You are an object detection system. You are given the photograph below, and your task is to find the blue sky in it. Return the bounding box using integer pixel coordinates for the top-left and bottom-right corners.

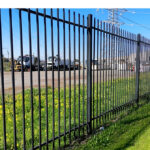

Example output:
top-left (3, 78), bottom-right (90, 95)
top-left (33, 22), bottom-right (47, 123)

top-left (1, 8), bottom-right (150, 60)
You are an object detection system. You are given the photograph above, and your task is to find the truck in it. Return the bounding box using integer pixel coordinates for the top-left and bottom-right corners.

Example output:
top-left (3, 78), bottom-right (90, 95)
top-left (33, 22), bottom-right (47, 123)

top-left (12, 55), bottom-right (42, 71)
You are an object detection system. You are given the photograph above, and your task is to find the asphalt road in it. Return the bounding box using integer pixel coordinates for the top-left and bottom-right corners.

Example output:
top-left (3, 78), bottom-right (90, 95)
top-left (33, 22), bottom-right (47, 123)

top-left (0, 70), bottom-right (136, 94)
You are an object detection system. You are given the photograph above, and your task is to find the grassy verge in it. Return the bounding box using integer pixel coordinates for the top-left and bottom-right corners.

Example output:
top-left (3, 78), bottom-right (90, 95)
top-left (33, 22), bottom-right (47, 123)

top-left (0, 72), bottom-right (149, 149)
top-left (73, 94), bottom-right (150, 150)
top-left (126, 125), bottom-right (150, 150)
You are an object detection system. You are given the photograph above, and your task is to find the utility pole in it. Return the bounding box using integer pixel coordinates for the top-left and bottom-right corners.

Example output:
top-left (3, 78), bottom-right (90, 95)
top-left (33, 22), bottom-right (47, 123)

top-left (7, 50), bottom-right (9, 60)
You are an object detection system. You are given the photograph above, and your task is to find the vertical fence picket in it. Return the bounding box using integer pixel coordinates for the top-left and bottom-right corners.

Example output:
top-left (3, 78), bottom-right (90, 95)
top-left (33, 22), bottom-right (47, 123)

top-left (99, 21), bottom-right (102, 126)
top-left (63, 8), bottom-right (66, 147)
top-left (73, 11), bottom-right (76, 137)
top-left (28, 8), bottom-right (34, 149)
top-left (68, 9), bottom-right (71, 145)
top-left (0, 8), bottom-right (6, 150)
top-left (87, 14), bottom-right (92, 134)
top-left (92, 18), bottom-right (95, 128)
top-left (9, 8), bottom-right (17, 149)
top-left (51, 8), bottom-right (55, 149)
top-left (136, 34), bottom-right (141, 106)
top-left (57, 8), bottom-right (61, 148)
top-left (78, 13), bottom-right (81, 137)
top-left (82, 14), bottom-right (85, 134)
top-left (96, 19), bottom-right (99, 128)
top-left (36, 8), bottom-right (42, 150)
top-left (43, 8), bottom-right (48, 150)
top-left (19, 9), bottom-right (26, 149)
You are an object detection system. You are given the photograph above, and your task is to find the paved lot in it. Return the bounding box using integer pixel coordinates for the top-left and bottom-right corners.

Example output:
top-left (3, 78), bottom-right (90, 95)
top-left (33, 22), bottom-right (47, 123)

top-left (0, 70), bottom-right (135, 94)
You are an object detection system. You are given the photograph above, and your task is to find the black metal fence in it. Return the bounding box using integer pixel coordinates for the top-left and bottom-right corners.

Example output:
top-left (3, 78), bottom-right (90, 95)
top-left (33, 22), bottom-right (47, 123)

top-left (0, 8), bottom-right (150, 149)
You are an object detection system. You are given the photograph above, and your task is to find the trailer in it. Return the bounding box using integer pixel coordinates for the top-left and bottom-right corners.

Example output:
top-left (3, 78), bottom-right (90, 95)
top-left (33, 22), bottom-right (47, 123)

top-left (45, 55), bottom-right (76, 70)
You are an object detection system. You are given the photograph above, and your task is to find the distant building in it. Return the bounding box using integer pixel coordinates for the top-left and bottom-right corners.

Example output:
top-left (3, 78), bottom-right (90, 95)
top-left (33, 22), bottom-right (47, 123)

top-left (92, 59), bottom-right (98, 70)
top-left (129, 51), bottom-right (150, 65)
top-left (128, 51), bottom-right (150, 72)
top-left (86, 50), bottom-right (150, 72)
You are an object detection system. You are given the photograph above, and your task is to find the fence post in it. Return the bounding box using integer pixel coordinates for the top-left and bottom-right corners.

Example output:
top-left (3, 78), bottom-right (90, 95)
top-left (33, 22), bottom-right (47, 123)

top-left (87, 14), bottom-right (92, 134)
top-left (135, 34), bottom-right (141, 106)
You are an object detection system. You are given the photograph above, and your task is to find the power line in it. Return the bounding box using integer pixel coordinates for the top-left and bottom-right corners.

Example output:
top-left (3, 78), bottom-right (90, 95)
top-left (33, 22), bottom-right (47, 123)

top-left (129, 11), bottom-right (150, 15)
top-left (97, 8), bottom-right (150, 31)
top-left (105, 9), bottom-right (150, 31)
top-left (119, 14), bottom-right (150, 31)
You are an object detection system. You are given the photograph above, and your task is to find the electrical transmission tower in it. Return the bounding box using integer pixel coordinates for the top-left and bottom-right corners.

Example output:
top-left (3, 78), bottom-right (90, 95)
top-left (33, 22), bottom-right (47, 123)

top-left (103, 9), bottom-right (127, 63)
top-left (104, 8), bottom-right (127, 27)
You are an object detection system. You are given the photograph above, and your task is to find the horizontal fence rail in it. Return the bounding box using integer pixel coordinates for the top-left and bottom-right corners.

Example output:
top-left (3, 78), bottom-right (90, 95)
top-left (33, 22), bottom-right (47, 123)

top-left (0, 8), bottom-right (150, 150)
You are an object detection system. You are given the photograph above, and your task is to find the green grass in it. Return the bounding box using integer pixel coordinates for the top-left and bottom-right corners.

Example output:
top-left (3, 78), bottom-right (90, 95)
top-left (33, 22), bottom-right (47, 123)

top-left (73, 95), bottom-right (150, 150)
top-left (0, 72), bottom-right (150, 149)
top-left (126, 125), bottom-right (150, 150)
top-left (139, 72), bottom-right (150, 96)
